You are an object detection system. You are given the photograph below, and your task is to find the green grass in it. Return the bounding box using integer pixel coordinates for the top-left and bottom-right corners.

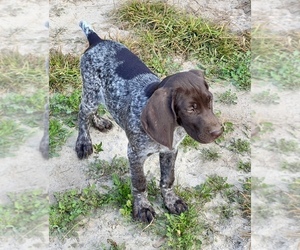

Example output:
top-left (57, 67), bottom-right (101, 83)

top-left (269, 138), bottom-right (298, 154)
top-left (110, 174), bottom-right (133, 217)
top-left (252, 30), bottom-right (300, 89)
top-left (200, 147), bottom-right (220, 162)
top-left (116, 0), bottom-right (250, 90)
top-left (195, 175), bottom-right (233, 202)
top-left (50, 90), bottom-right (81, 127)
top-left (50, 184), bottom-right (105, 238)
top-left (281, 160), bottom-right (300, 173)
top-left (86, 156), bottom-right (129, 179)
top-left (165, 207), bottom-right (202, 249)
top-left (50, 156), bottom-right (250, 247)
top-left (180, 135), bottom-right (199, 150)
top-left (228, 138), bottom-right (250, 155)
top-left (49, 49), bottom-right (81, 93)
top-left (0, 52), bottom-right (48, 157)
top-left (0, 119), bottom-right (30, 157)
top-left (49, 118), bottom-right (72, 157)
top-left (286, 178), bottom-right (300, 219)
top-left (49, 51), bottom-right (81, 155)
top-left (252, 90), bottom-right (280, 105)
top-left (215, 121), bottom-right (234, 144)
top-left (0, 51), bottom-right (47, 92)
top-left (0, 190), bottom-right (48, 239)
top-left (216, 89), bottom-right (238, 105)
top-left (238, 161), bottom-right (251, 173)
top-left (0, 90), bottom-right (46, 127)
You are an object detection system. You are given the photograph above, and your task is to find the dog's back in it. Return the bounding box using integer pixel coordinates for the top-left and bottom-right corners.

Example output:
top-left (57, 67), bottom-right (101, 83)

top-left (79, 21), bottom-right (160, 129)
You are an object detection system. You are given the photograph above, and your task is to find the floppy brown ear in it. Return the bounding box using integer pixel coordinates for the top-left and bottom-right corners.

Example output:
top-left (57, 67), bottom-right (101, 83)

top-left (188, 69), bottom-right (208, 89)
top-left (141, 88), bottom-right (176, 149)
top-left (189, 69), bottom-right (204, 78)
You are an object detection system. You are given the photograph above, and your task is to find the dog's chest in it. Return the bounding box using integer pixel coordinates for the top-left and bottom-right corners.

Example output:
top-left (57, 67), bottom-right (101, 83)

top-left (172, 126), bottom-right (187, 148)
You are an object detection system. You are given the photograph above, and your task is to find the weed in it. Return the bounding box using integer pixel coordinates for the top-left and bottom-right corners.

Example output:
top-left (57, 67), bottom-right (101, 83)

top-left (195, 175), bottom-right (233, 203)
top-left (87, 156), bottom-right (129, 179)
top-left (50, 175), bottom-right (132, 238)
top-left (50, 90), bottom-right (81, 127)
top-left (0, 51), bottom-right (46, 92)
top-left (147, 178), bottom-right (160, 201)
top-left (251, 177), bottom-right (271, 191)
top-left (216, 89), bottom-right (238, 105)
top-left (215, 121), bottom-right (234, 144)
top-left (93, 142), bottom-right (104, 154)
top-left (109, 174), bottom-right (133, 217)
top-left (0, 90), bottom-right (46, 127)
top-left (49, 118), bottom-right (72, 157)
top-left (252, 90), bottom-right (280, 104)
top-left (252, 30), bottom-right (300, 89)
top-left (238, 177), bottom-right (251, 219)
top-left (49, 49), bottom-right (81, 93)
top-left (217, 204), bottom-right (234, 221)
top-left (0, 119), bottom-right (29, 157)
top-left (259, 122), bottom-right (274, 134)
top-left (286, 178), bottom-right (300, 219)
top-left (165, 207), bottom-right (202, 249)
top-left (253, 205), bottom-right (274, 220)
top-left (50, 184), bottom-right (105, 237)
top-left (0, 190), bottom-right (48, 238)
top-left (180, 135), bottom-right (199, 151)
top-left (228, 138), bottom-right (250, 155)
top-left (281, 160), bottom-right (300, 173)
top-left (238, 161), bottom-right (251, 173)
top-left (200, 147), bottom-right (220, 162)
top-left (223, 121), bottom-right (235, 134)
top-left (106, 239), bottom-right (126, 250)
top-left (269, 138), bottom-right (298, 154)
top-left (116, 0), bottom-right (250, 90)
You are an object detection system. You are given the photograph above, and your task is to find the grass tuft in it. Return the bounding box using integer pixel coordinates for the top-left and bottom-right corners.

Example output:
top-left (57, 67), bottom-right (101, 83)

top-left (50, 184), bottom-right (104, 237)
top-left (165, 207), bottom-right (202, 249)
top-left (0, 119), bottom-right (29, 158)
top-left (116, 0), bottom-right (250, 90)
top-left (49, 49), bottom-right (81, 93)
top-left (252, 30), bottom-right (300, 89)
top-left (49, 118), bottom-right (72, 157)
top-left (0, 190), bottom-right (48, 239)
top-left (0, 51), bottom-right (46, 92)
top-left (200, 147), bottom-right (220, 162)
top-left (216, 89), bottom-right (238, 105)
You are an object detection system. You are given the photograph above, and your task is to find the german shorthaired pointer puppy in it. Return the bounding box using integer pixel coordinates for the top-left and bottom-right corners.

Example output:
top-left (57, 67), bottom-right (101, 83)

top-left (76, 21), bottom-right (223, 223)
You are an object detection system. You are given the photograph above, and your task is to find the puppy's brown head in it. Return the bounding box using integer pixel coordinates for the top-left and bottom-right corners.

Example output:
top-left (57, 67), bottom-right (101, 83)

top-left (141, 70), bottom-right (223, 149)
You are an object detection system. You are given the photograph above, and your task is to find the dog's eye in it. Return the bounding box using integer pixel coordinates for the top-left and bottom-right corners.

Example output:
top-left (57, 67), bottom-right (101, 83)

top-left (187, 103), bottom-right (197, 113)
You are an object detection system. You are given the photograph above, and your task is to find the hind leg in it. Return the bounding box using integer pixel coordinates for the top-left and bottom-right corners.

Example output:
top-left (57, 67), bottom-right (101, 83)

top-left (75, 69), bottom-right (105, 159)
top-left (75, 102), bottom-right (97, 159)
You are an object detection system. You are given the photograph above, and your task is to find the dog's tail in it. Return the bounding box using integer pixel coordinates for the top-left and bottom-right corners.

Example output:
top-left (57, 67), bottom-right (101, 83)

top-left (79, 21), bottom-right (102, 47)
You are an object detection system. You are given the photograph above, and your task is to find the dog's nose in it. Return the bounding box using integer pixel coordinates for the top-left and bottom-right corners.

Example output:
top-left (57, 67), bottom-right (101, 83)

top-left (210, 128), bottom-right (223, 138)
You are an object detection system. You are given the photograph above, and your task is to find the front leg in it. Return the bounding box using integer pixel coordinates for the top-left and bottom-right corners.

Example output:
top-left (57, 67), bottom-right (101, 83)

top-left (128, 145), bottom-right (156, 223)
top-left (160, 149), bottom-right (188, 214)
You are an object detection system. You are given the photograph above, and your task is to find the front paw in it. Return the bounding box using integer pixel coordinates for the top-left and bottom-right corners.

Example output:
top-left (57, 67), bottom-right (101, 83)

top-left (133, 195), bottom-right (156, 223)
top-left (162, 189), bottom-right (188, 214)
top-left (75, 136), bottom-right (93, 159)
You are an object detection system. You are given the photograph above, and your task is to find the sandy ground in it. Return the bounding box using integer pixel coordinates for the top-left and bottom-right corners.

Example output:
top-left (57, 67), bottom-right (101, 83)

top-left (0, 0), bottom-right (299, 249)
